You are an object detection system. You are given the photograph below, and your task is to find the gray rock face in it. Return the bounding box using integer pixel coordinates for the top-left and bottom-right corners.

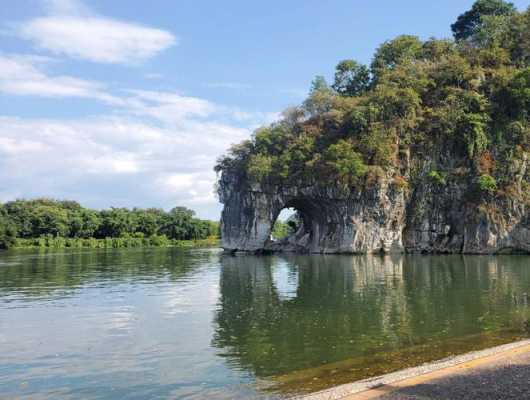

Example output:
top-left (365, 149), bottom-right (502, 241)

top-left (217, 169), bottom-right (529, 254)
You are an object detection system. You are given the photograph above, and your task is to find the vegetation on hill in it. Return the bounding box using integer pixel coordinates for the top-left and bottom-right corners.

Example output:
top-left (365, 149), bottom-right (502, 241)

top-left (0, 199), bottom-right (219, 250)
top-left (215, 0), bottom-right (529, 202)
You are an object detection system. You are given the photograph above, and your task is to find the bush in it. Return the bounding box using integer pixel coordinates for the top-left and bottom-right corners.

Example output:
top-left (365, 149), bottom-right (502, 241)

top-left (428, 170), bottom-right (447, 186)
top-left (477, 174), bottom-right (498, 193)
top-left (324, 139), bottom-right (368, 185)
top-left (247, 154), bottom-right (273, 182)
top-left (0, 218), bottom-right (17, 249)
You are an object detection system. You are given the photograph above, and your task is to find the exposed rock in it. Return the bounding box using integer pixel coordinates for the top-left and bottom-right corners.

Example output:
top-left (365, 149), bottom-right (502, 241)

top-left (217, 167), bottom-right (529, 254)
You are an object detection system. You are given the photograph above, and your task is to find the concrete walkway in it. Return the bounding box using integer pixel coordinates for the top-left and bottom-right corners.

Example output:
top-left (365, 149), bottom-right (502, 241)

top-left (301, 340), bottom-right (530, 400)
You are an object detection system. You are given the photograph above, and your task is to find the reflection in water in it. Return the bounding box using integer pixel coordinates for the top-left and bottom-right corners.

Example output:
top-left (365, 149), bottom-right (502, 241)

top-left (213, 254), bottom-right (530, 393)
top-left (0, 248), bottom-right (208, 303)
top-left (0, 248), bottom-right (261, 400)
top-left (0, 249), bottom-right (529, 398)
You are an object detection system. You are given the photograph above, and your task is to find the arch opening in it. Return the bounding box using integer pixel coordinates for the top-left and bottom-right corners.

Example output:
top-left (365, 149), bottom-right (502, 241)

top-left (267, 199), bottom-right (320, 253)
top-left (271, 207), bottom-right (298, 241)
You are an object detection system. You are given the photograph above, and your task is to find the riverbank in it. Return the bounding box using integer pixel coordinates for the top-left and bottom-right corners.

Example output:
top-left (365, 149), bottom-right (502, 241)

top-left (10, 236), bottom-right (220, 249)
top-left (302, 339), bottom-right (530, 400)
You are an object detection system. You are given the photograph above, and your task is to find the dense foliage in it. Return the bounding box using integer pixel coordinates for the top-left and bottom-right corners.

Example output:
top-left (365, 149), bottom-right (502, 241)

top-left (216, 1), bottom-right (530, 200)
top-left (0, 199), bottom-right (219, 250)
top-left (0, 208), bottom-right (17, 250)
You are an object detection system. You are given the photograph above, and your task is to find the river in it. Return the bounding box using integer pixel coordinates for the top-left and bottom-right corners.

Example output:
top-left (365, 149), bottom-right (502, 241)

top-left (0, 248), bottom-right (529, 399)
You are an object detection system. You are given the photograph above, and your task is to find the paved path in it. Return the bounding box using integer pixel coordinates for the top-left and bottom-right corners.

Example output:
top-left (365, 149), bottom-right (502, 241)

top-left (348, 343), bottom-right (530, 400)
top-left (301, 340), bottom-right (530, 400)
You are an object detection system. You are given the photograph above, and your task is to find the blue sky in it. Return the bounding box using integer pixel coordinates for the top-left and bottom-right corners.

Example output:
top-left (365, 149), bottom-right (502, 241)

top-left (1, 0), bottom-right (528, 219)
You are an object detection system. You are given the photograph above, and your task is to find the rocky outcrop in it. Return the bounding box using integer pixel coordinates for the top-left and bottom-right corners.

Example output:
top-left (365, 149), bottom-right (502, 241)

top-left (218, 167), bottom-right (529, 254)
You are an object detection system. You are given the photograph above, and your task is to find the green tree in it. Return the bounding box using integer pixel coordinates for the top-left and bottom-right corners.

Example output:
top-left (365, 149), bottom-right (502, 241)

top-left (507, 68), bottom-right (530, 119)
top-left (31, 205), bottom-right (70, 237)
top-left (247, 154), bottom-right (273, 182)
top-left (69, 209), bottom-right (101, 238)
top-left (451, 0), bottom-right (516, 41)
top-left (371, 35), bottom-right (423, 78)
top-left (160, 207), bottom-right (196, 240)
top-left (332, 60), bottom-right (371, 96)
top-left (3, 200), bottom-right (36, 238)
top-left (0, 206), bottom-right (17, 249)
top-left (134, 209), bottom-right (163, 236)
top-left (323, 140), bottom-right (367, 185)
top-left (271, 220), bottom-right (292, 240)
top-left (303, 76), bottom-right (335, 115)
top-left (97, 208), bottom-right (137, 238)
top-left (422, 38), bottom-right (456, 61)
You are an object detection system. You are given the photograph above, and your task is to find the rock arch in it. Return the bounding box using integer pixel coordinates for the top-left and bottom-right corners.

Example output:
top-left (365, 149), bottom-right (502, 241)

top-left (217, 171), bottom-right (407, 254)
top-left (217, 169), bottom-right (529, 254)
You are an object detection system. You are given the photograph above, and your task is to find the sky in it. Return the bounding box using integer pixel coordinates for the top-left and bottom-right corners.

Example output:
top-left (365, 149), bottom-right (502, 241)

top-left (1, 0), bottom-right (529, 219)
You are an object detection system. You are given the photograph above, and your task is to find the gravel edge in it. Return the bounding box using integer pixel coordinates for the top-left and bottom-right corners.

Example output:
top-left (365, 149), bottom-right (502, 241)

top-left (298, 339), bottom-right (530, 400)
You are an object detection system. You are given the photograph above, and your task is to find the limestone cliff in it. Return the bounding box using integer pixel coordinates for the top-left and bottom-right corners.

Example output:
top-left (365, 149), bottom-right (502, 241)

top-left (217, 159), bottom-right (529, 254)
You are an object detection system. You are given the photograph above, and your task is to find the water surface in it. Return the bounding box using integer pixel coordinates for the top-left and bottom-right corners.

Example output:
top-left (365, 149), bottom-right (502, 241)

top-left (0, 248), bottom-right (529, 399)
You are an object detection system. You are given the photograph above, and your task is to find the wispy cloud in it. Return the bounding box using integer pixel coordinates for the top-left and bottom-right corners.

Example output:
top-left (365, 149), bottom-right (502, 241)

top-left (127, 89), bottom-right (217, 123)
top-left (17, 0), bottom-right (176, 64)
top-left (0, 54), bottom-right (121, 103)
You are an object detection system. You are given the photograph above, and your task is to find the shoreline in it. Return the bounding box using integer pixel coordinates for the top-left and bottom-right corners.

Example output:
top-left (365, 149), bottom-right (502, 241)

top-left (300, 339), bottom-right (530, 400)
top-left (4, 237), bottom-right (220, 250)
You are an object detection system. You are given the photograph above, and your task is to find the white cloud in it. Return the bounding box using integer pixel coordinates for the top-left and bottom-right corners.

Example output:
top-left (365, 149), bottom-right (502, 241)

top-left (0, 111), bottom-right (249, 218)
top-left (0, 0), bottom-right (279, 218)
top-left (0, 55), bottom-right (121, 103)
top-left (162, 173), bottom-right (195, 191)
top-left (18, 1), bottom-right (176, 64)
top-left (159, 173), bottom-right (217, 205)
top-left (0, 73), bottom-right (275, 217)
top-left (127, 90), bottom-right (217, 123)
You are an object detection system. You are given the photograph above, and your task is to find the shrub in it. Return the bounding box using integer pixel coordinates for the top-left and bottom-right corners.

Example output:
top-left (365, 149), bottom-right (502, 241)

top-left (247, 154), bottom-right (273, 182)
top-left (477, 174), bottom-right (498, 193)
top-left (428, 170), bottom-right (447, 186)
top-left (324, 139), bottom-right (368, 185)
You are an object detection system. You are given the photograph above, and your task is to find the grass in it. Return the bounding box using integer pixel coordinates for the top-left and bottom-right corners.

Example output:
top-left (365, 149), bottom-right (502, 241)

top-left (12, 235), bottom-right (220, 249)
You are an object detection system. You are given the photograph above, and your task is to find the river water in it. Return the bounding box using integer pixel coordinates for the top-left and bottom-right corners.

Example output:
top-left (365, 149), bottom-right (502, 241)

top-left (0, 248), bottom-right (529, 399)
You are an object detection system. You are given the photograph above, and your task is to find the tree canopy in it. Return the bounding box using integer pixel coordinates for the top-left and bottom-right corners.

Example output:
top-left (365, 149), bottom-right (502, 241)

top-left (332, 60), bottom-right (371, 96)
top-left (215, 1), bottom-right (530, 205)
top-left (451, 0), bottom-right (516, 41)
top-left (0, 199), bottom-right (219, 249)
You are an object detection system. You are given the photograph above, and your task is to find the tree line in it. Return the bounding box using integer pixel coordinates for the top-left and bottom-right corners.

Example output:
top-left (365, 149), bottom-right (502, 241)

top-left (0, 199), bottom-right (219, 249)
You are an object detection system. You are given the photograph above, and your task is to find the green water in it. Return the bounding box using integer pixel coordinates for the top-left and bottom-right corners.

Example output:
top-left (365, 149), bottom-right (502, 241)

top-left (0, 249), bottom-right (529, 399)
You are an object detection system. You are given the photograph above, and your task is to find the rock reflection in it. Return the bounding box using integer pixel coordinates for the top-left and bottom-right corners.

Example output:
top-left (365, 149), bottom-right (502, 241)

top-left (213, 254), bottom-right (530, 388)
